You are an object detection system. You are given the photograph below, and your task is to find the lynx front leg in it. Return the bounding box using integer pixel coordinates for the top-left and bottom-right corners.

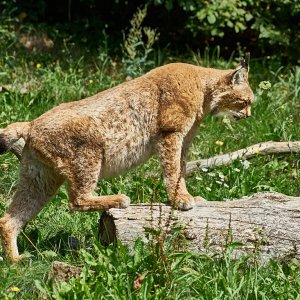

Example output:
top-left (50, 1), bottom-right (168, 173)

top-left (182, 124), bottom-right (206, 204)
top-left (158, 132), bottom-right (195, 210)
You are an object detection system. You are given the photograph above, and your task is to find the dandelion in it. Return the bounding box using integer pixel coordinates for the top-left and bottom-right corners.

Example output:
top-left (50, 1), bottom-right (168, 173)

top-left (215, 140), bottom-right (224, 146)
top-left (10, 287), bottom-right (20, 292)
top-left (88, 79), bottom-right (93, 84)
top-left (36, 63), bottom-right (41, 69)
top-left (255, 150), bottom-right (260, 154)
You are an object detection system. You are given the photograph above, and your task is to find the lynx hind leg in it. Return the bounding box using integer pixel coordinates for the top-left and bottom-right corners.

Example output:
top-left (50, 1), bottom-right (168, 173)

top-left (0, 156), bottom-right (63, 263)
top-left (64, 154), bottom-right (130, 212)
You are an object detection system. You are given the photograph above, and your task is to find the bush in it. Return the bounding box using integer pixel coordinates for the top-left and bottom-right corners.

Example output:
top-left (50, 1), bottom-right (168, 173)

top-left (153, 0), bottom-right (300, 62)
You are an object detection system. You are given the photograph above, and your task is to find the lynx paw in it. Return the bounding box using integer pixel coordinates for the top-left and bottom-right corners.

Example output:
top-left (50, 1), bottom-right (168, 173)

top-left (173, 194), bottom-right (195, 211)
top-left (117, 194), bottom-right (131, 208)
top-left (8, 253), bottom-right (30, 264)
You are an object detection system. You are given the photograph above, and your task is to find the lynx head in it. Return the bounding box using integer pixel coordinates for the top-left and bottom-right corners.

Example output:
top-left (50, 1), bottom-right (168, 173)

top-left (210, 54), bottom-right (254, 120)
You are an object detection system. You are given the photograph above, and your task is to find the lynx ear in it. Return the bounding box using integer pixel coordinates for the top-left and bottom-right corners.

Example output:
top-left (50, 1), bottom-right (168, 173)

top-left (232, 53), bottom-right (250, 85)
top-left (232, 68), bottom-right (247, 85)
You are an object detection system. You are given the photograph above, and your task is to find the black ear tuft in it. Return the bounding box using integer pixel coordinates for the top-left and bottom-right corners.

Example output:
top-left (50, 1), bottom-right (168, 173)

top-left (240, 52), bottom-right (250, 71)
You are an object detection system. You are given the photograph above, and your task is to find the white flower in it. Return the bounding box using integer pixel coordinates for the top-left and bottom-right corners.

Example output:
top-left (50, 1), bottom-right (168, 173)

top-left (224, 183), bottom-right (229, 188)
top-left (241, 160), bottom-right (251, 169)
top-left (233, 168), bottom-right (240, 172)
top-left (206, 187), bottom-right (212, 191)
top-left (216, 180), bottom-right (222, 185)
top-left (201, 167), bottom-right (208, 172)
top-left (218, 172), bottom-right (225, 181)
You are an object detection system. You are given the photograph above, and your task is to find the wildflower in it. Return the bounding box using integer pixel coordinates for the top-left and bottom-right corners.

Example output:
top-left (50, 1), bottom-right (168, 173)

top-left (88, 79), bottom-right (93, 84)
top-left (36, 63), bottom-right (41, 69)
top-left (241, 160), bottom-right (251, 169)
top-left (224, 183), bottom-right (229, 188)
top-left (233, 168), bottom-right (240, 172)
top-left (201, 167), bottom-right (208, 173)
top-left (215, 140), bottom-right (224, 146)
top-left (206, 187), bottom-right (212, 191)
top-left (215, 180), bottom-right (222, 185)
top-left (218, 172), bottom-right (225, 181)
top-left (1, 163), bottom-right (9, 170)
top-left (258, 81), bottom-right (271, 90)
top-left (134, 274), bottom-right (145, 290)
top-left (10, 287), bottom-right (20, 292)
top-left (255, 150), bottom-right (260, 154)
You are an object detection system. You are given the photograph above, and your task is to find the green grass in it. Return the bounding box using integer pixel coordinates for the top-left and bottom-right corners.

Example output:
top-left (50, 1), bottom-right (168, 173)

top-left (0, 28), bottom-right (300, 299)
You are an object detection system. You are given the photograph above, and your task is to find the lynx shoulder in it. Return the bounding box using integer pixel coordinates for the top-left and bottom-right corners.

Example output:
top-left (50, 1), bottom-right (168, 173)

top-left (0, 59), bottom-right (254, 262)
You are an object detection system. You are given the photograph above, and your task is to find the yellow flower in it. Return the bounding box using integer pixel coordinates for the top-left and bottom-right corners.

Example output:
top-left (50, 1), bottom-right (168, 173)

top-left (89, 79), bottom-right (93, 84)
top-left (36, 63), bottom-right (41, 69)
top-left (255, 150), bottom-right (260, 154)
top-left (10, 286), bottom-right (20, 292)
top-left (215, 140), bottom-right (224, 146)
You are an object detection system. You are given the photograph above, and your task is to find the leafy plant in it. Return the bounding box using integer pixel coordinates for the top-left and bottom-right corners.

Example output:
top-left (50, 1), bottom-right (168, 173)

top-left (122, 6), bottom-right (159, 77)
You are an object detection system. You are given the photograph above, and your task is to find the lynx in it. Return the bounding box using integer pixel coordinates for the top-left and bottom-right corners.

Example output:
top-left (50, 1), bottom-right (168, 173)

top-left (0, 58), bottom-right (254, 262)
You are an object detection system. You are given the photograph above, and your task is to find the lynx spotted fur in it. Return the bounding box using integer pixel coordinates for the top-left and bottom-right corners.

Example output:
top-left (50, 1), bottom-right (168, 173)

top-left (0, 60), bottom-right (254, 262)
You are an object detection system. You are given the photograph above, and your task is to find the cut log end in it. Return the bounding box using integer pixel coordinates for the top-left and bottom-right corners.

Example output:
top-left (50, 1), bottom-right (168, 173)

top-left (98, 211), bottom-right (117, 246)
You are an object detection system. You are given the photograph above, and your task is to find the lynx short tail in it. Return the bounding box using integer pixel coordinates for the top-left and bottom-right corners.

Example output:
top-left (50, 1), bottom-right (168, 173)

top-left (0, 122), bottom-right (30, 154)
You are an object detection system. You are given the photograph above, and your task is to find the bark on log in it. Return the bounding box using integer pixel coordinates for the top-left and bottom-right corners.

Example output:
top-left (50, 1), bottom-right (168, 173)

top-left (99, 192), bottom-right (300, 261)
top-left (186, 141), bottom-right (300, 175)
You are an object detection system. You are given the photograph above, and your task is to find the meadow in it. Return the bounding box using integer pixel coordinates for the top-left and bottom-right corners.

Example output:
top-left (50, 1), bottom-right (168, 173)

top-left (0, 26), bottom-right (300, 299)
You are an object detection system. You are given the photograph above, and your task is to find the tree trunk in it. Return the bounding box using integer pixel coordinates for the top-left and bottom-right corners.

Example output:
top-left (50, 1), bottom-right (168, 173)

top-left (99, 192), bottom-right (300, 261)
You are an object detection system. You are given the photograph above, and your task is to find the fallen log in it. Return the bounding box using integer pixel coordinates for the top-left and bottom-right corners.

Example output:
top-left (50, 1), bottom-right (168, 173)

top-left (98, 192), bottom-right (300, 261)
top-left (186, 141), bottom-right (300, 175)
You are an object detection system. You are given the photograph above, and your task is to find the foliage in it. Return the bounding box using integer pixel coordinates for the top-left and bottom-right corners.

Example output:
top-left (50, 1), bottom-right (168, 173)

top-left (0, 12), bottom-right (300, 298)
top-left (155, 0), bottom-right (300, 61)
top-left (122, 6), bottom-right (159, 77)
top-left (1, 0), bottom-right (299, 62)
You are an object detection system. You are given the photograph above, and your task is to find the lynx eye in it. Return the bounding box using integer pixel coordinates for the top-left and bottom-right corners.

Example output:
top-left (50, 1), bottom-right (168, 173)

top-left (242, 99), bottom-right (250, 106)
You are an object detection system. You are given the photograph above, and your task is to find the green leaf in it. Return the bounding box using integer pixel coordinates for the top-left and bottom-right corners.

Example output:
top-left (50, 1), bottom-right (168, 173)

top-left (245, 13), bottom-right (253, 21)
top-left (207, 13), bottom-right (216, 24)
